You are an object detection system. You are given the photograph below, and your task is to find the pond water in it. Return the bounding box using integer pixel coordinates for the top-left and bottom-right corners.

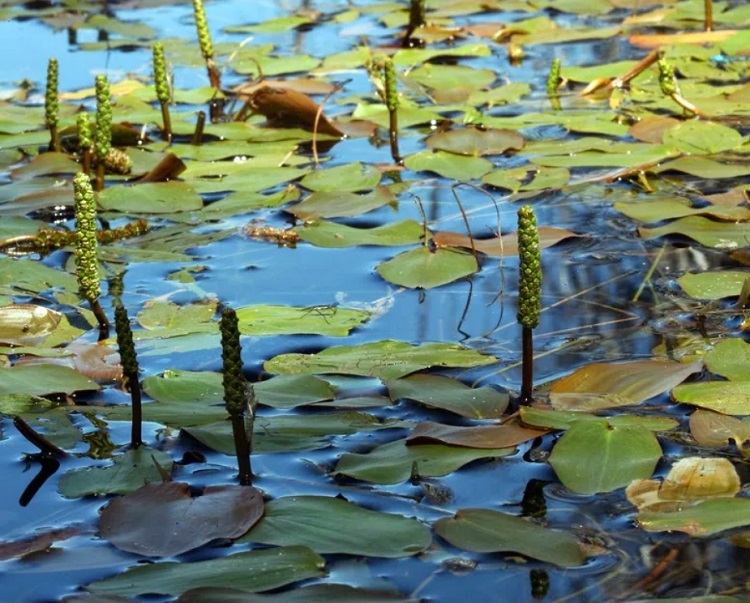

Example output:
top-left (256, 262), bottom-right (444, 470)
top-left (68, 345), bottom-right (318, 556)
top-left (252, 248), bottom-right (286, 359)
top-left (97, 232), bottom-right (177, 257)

top-left (1, 0), bottom-right (749, 601)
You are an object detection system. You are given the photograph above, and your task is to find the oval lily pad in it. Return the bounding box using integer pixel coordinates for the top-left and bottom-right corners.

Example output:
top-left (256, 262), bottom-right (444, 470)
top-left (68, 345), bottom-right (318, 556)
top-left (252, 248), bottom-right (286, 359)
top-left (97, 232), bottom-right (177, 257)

top-left (376, 247), bottom-right (478, 289)
top-left (673, 381), bottom-right (750, 415)
top-left (690, 409), bottom-right (750, 450)
top-left (0, 364), bottom-right (99, 397)
top-left (0, 304), bottom-right (62, 345)
top-left (294, 219), bottom-right (424, 248)
top-left (98, 182), bottom-right (203, 214)
top-left (705, 338), bottom-right (750, 381)
top-left (434, 508), bottom-right (587, 567)
top-left (300, 162), bottom-right (381, 192)
top-left (662, 120), bottom-right (745, 155)
top-left (240, 495), bottom-right (430, 557)
top-left (236, 304), bottom-right (370, 337)
top-left (425, 128), bottom-right (524, 157)
top-left (677, 271), bottom-right (750, 299)
top-left (636, 498), bottom-right (750, 536)
top-left (287, 186), bottom-right (395, 220)
top-left (404, 150), bottom-right (493, 180)
top-left (406, 420), bottom-right (545, 449)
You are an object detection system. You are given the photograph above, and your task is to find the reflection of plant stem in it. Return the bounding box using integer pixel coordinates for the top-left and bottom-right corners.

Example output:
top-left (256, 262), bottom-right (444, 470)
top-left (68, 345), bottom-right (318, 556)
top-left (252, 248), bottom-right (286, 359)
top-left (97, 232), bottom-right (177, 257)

top-left (403, 0), bottom-right (425, 47)
top-left (45, 58), bottom-right (59, 152)
top-left (517, 205), bottom-right (541, 406)
top-left (19, 457), bottom-right (60, 507)
top-left (547, 58), bottom-right (562, 111)
top-left (192, 110), bottom-right (206, 145)
top-left (384, 58), bottom-right (401, 163)
top-left (193, 0), bottom-right (221, 89)
top-left (13, 416), bottom-right (67, 457)
top-left (153, 42), bottom-right (172, 143)
top-left (115, 305), bottom-right (143, 448)
top-left (704, 0), bottom-right (713, 31)
top-left (220, 307), bottom-right (253, 486)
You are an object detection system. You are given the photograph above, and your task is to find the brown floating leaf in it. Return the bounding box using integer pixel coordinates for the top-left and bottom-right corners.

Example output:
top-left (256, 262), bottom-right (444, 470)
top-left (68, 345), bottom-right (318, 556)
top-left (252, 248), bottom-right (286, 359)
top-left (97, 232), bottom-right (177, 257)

top-left (432, 226), bottom-right (580, 257)
top-left (628, 115), bottom-right (680, 144)
top-left (99, 482), bottom-right (264, 557)
top-left (550, 358), bottom-right (703, 410)
top-left (425, 127), bottom-right (524, 156)
top-left (244, 85), bottom-right (343, 137)
top-left (406, 419), bottom-right (546, 449)
top-left (16, 342), bottom-right (123, 383)
top-left (690, 409), bottom-right (750, 450)
top-left (629, 30), bottom-right (737, 48)
top-left (136, 152), bottom-right (187, 183)
top-left (0, 524), bottom-right (85, 561)
top-left (0, 304), bottom-right (62, 345)
top-left (233, 78), bottom-right (337, 99)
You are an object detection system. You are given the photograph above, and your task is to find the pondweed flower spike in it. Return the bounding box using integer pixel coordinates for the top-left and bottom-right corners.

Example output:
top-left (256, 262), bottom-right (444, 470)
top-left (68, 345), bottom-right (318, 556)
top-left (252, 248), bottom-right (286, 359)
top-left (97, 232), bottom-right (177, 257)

top-left (384, 58), bottom-right (401, 163)
top-left (403, 0), bottom-right (425, 47)
top-left (94, 74), bottom-right (112, 192)
top-left (517, 204), bottom-right (541, 405)
top-left (192, 0), bottom-right (221, 89)
top-left (73, 172), bottom-right (109, 339)
top-left (152, 42), bottom-right (172, 142)
top-left (547, 58), bottom-right (562, 110)
top-left (115, 304), bottom-right (143, 448)
top-left (45, 58), bottom-right (60, 152)
top-left (77, 112), bottom-right (92, 174)
top-left (220, 307), bottom-right (253, 485)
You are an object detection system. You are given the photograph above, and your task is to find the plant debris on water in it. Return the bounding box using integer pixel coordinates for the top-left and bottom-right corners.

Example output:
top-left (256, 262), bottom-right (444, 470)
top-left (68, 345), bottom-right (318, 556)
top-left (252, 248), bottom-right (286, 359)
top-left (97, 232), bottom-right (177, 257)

top-left (1, 0), bottom-right (750, 601)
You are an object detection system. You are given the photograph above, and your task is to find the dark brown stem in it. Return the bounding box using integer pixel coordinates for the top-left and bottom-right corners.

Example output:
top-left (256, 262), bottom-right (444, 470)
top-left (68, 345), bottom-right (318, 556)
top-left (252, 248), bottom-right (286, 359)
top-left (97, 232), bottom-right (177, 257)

top-left (207, 58), bottom-right (221, 90)
top-left (704, 0), bottom-right (713, 31)
top-left (192, 111), bottom-right (206, 145)
top-left (388, 106), bottom-right (401, 164)
top-left (519, 325), bottom-right (534, 405)
top-left (126, 369), bottom-right (143, 448)
top-left (81, 147), bottom-right (91, 175)
top-left (608, 49), bottom-right (660, 90)
top-left (230, 413), bottom-right (252, 486)
top-left (159, 101), bottom-right (172, 143)
top-left (89, 298), bottom-right (110, 341)
top-left (48, 124), bottom-right (59, 153)
top-left (13, 416), bottom-right (67, 457)
top-left (95, 162), bottom-right (105, 192)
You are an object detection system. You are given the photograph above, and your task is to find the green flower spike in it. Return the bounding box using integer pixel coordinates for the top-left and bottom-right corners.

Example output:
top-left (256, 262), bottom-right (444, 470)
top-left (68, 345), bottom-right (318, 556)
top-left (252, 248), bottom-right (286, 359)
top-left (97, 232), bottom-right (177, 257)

top-left (192, 0), bottom-right (221, 88)
top-left (220, 307), bottom-right (253, 485)
top-left (45, 58), bottom-right (59, 152)
top-left (93, 74), bottom-right (112, 192)
top-left (77, 112), bottom-right (92, 174)
top-left (115, 304), bottom-right (143, 448)
top-left (73, 172), bottom-right (109, 338)
top-left (384, 58), bottom-right (401, 163)
top-left (152, 42), bottom-right (172, 142)
top-left (517, 204), bottom-right (542, 405)
top-left (657, 58), bottom-right (678, 97)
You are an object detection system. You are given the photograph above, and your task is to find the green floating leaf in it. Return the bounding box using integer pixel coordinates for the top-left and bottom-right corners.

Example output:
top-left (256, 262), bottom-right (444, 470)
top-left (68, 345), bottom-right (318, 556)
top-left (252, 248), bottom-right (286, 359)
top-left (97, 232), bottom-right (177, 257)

top-left (300, 162), bottom-right (381, 192)
top-left (377, 247), bottom-right (478, 289)
top-left (59, 449), bottom-right (174, 498)
top-left (677, 271), bottom-right (749, 299)
top-left (240, 495), bottom-right (431, 557)
top-left (98, 182), bottom-right (203, 214)
top-left (143, 370), bottom-right (223, 406)
top-left (662, 120), bottom-right (745, 155)
top-left (0, 364), bottom-right (99, 397)
top-left (86, 546), bottom-right (326, 596)
top-left (175, 583), bottom-right (413, 603)
top-left (654, 156), bottom-right (750, 179)
top-left (235, 304), bottom-right (370, 337)
top-left (615, 197), bottom-right (750, 223)
top-left (334, 439), bottom-right (513, 485)
top-left (550, 359), bottom-right (702, 410)
top-left (265, 340), bottom-right (497, 379)
top-left (287, 186), bottom-right (396, 220)
top-left (640, 216), bottom-right (750, 248)
top-left (637, 498), bottom-right (750, 536)
top-left (0, 257), bottom-right (77, 296)
top-left (405, 63), bottom-right (496, 92)
top-left (531, 144), bottom-right (678, 169)
top-left (673, 381), bottom-right (750, 415)
top-left (424, 128), bottom-right (524, 157)
top-left (255, 375), bottom-right (337, 408)
top-left (295, 219), bottom-right (424, 248)
top-left (548, 421), bottom-right (662, 494)
top-left (407, 420), bottom-right (545, 449)
top-left (705, 338), bottom-right (750, 381)
top-left (520, 406), bottom-right (678, 432)
top-left (434, 508), bottom-right (587, 567)
top-left (386, 374), bottom-right (508, 419)
top-left (404, 151), bottom-right (493, 180)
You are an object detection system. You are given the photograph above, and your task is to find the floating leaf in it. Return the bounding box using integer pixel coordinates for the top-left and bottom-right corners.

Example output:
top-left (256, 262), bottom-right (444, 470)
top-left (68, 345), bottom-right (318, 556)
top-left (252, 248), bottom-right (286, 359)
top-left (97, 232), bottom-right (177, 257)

top-left (0, 364), bottom-right (99, 397)
top-left (677, 271), bottom-right (750, 299)
top-left (640, 216), bottom-right (750, 249)
top-left (432, 227), bottom-right (580, 257)
top-left (406, 420), bottom-right (545, 449)
top-left (300, 162), bottom-right (380, 192)
top-left (662, 121), bottom-right (745, 155)
top-left (240, 496), bottom-right (430, 557)
top-left (59, 449), bottom-right (174, 498)
top-left (404, 151), bottom-right (493, 180)
top-left (616, 197), bottom-right (750, 223)
top-left (673, 381), bottom-right (750, 415)
top-left (175, 584), bottom-right (412, 603)
top-left (86, 546), bottom-right (326, 596)
top-left (550, 359), bottom-right (701, 410)
top-left (255, 375), bottom-right (337, 408)
top-left (520, 406), bottom-right (678, 432)
top-left (434, 508), bottom-right (586, 567)
top-left (100, 482), bottom-right (264, 557)
top-left (386, 375), bottom-right (508, 419)
top-left (424, 128), bottom-right (524, 157)
top-left (265, 340), bottom-right (497, 379)
top-left (548, 421), bottom-right (662, 494)
top-left (334, 439), bottom-right (513, 485)
top-left (636, 498), bottom-right (750, 536)
top-left (294, 219), bottom-right (424, 248)
top-left (690, 409), bottom-right (750, 449)
top-left (98, 182), bottom-right (203, 214)
top-left (376, 247), bottom-right (478, 289)
top-left (0, 304), bottom-right (62, 345)
top-left (287, 186), bottom-right (396, 220)
top-left (705, 338), bottom-right (750, 381)
top-left (235, 304), bottom-right (370, 336)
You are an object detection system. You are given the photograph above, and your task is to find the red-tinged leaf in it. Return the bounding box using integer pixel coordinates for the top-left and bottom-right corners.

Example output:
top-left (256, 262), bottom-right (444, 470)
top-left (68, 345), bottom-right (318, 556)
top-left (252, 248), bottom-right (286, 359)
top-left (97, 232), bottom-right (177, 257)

top-left (689, 409), bottom-right (750, 450)
top-left (0, 524), bottom-right (85, 561)
top-left (99, 482), bottom-right (264, 557)
top-left (245, 85), bottom-right (343, 137)
top-left (550, 358), bottom-right (703, 410)
top-left (406, 419), bottom-right (546, 449)
top-left (627, 115), bottom-right (679, 144)
top-left (432, 227), bottom-right (580, 257)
